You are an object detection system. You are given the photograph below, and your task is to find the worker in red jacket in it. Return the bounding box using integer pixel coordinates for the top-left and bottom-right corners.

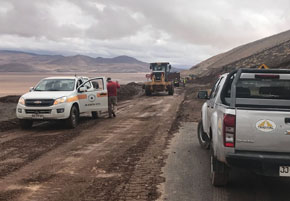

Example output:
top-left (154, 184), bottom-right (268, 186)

top-left (107, 77), bottom-right (120, 118)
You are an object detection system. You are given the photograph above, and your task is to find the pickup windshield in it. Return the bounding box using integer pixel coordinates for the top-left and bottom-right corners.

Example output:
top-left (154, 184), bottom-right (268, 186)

top-left (34, 79), bottom-right (75, 91)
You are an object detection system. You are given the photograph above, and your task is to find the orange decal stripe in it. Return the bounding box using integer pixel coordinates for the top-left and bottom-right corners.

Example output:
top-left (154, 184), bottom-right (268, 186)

top-left (67, 96), bottom-right (78, 103)
top-left (77, 94), bottom-right (87, 99)
top-left (97, 93), bottom-right (108, 97)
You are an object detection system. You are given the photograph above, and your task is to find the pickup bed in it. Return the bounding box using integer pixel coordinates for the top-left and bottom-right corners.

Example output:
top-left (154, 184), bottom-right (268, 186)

top-left (197, 68), bottom-right (290, 186)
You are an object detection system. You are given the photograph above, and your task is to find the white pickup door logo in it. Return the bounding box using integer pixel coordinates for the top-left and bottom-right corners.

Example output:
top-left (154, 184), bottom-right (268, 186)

top-left (256, 120), bottom-right (276, 132)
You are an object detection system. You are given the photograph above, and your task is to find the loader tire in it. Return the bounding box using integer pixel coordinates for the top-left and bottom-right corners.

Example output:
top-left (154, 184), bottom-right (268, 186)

top-left (168, 85), bottom-right (174, 95)
top-left (145, 86), bottom-right (152, 96)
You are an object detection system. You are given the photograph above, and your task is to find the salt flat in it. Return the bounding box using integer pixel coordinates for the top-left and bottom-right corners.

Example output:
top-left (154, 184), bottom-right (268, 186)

top-left (0, 72), bottom-right (147, 97)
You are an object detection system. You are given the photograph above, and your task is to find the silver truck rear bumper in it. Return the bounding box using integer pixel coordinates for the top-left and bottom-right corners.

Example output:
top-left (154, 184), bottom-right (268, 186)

top-left (226, 151), bottom-right (290, 176)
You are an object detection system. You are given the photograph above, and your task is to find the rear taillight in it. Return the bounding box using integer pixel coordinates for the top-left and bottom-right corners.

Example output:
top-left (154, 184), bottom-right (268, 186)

top-left (223, 114), bottom-right (236, 147)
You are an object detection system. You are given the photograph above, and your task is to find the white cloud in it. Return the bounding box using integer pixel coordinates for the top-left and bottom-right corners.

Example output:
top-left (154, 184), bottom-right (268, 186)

top-left (0, 0), bottom-right (289, 67)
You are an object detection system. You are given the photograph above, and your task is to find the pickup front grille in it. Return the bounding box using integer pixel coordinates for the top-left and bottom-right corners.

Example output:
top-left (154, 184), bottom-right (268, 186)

top-left (25, 109), bottom-right (52, 114)
top-left (25, 99), bottom-right (54, 107)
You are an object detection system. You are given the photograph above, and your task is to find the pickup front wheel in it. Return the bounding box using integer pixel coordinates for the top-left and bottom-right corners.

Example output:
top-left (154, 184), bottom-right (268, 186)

top-left (197, 121), bottom-right (210, 149)
top-left (66, 105), bottom-right (79, 129)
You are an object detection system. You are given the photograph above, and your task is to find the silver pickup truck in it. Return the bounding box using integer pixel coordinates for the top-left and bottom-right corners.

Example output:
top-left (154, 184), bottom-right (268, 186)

top-left (197, 68), bottom-right (290, 186)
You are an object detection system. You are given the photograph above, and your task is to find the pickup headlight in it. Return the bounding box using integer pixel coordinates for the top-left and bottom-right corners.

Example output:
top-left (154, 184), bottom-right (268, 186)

top-left (18, 97), bottom-right (25, 105)
top-left (53, 97), bottom-right (67, 105)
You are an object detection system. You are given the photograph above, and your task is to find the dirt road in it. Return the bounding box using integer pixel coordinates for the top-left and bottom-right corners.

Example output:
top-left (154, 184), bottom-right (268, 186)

top-left (2, 83), bottom-right (290, 201)
top-left (0, 89), bottom-right (184, 201)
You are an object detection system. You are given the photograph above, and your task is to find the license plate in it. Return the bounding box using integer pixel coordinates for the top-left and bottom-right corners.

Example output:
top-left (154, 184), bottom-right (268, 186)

top-left (32, 114), bottom-right (44, 119)
top-left (279, 166), bottom-right (290, 177)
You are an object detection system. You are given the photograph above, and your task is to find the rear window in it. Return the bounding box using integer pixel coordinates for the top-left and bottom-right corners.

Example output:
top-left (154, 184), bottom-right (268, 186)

top-left (235, 79), bottom-right (290, 100)
top-left (223, 73), bottom-right (290, 108)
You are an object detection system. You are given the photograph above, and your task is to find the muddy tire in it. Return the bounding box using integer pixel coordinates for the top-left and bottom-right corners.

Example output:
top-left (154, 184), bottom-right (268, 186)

top-left (145, 86), bottom-right (152, 96)
top-left (197, 120), bottom-right (210, 149)
top-left (211, 145), bottom-right (229, 186)
top-left (168, 85), bottom-right (174, 95)
top-left (66, 105), bottom-right (79, 129)
top-left (92, 111), bottom-right (99, 119)
top-left (19, 119), bottom-right (33, 129)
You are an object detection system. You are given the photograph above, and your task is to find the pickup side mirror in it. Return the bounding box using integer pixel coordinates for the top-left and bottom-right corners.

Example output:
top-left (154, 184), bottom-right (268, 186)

top-left (29, 87), bottom-right (34, 92)
top-left (197, 90), bottom-right (209, 99)
top-left (78, 87), bottom-right (87, 93)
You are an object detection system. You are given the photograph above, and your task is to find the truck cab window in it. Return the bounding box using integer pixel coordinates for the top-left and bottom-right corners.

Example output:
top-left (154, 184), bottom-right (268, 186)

top-left (83, 78), bottom-right (92, 89)
top-left (209, 77), bottom-right (223, 99)
top-left (91, 79), bottom-right (104, 90)
top-left (76, 79), bottom-right (83, 89)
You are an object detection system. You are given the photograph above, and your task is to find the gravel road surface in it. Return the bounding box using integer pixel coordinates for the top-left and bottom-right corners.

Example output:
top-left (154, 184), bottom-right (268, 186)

top-left (0, 89), bottom-right (184, 201)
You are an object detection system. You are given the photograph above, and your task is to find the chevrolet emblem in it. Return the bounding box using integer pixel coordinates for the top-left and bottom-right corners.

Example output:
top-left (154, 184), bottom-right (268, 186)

top-left (34, 101), bottom-right (42, 104)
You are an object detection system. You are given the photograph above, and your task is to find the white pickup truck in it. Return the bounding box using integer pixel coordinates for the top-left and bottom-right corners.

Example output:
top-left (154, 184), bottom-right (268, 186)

top-left (16, 76), bottom-right (108, 129)
top-left (197, 68), bottom-right (290, 186)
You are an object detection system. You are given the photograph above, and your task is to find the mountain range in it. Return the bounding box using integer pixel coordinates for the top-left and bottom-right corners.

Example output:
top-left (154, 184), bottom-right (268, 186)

top-left (184, 29), bottom-right (290, 82)
top-left (0, 51), bottom-right (150, 73)
top-left (0, 50), bottom-right (184, 73)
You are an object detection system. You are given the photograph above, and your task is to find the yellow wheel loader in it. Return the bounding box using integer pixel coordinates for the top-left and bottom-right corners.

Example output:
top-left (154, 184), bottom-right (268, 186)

top-left (144, 62), bottom-right (174, 96)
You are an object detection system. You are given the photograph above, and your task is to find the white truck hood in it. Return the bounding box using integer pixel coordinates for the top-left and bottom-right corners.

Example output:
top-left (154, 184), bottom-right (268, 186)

top-left (22, 91), bottom-right (74, 100)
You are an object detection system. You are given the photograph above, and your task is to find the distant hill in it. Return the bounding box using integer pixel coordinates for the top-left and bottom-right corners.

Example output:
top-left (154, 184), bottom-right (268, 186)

top-left (0, 50), bottom-right (149, 73)
top-left (184, 30), bottom-right (290, 82)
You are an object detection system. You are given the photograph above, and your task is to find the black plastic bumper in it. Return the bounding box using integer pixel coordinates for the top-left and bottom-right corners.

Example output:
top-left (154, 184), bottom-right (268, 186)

top-left (226, 151), bottom-right (290, 176)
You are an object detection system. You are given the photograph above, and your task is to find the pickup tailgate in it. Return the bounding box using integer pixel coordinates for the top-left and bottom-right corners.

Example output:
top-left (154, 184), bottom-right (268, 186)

top-left (236, 109), bottom-right (290, 152)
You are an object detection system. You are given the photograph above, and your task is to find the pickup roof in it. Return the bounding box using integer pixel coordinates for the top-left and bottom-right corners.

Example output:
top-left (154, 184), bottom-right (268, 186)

top-left (197, 68), bottom-right (290, 186)
top-left (16, 76), bottom-right (108, 129)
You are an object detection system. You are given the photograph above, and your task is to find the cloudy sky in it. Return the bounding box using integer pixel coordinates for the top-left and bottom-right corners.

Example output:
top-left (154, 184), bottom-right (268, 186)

top-left (0, 0), bottom-right (289, 68)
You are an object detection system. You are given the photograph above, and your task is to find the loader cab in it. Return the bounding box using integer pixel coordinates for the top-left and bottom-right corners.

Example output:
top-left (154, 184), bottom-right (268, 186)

top-left (150, 62), bottom-right (171, 72)
top-left (150, 62), bottom-right (171, 82)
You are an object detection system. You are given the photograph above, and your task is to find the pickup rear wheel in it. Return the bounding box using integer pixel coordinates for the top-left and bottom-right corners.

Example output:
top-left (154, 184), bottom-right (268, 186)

top-left (91, 111), bottom-right (99, 119)
top-left (19, 119), bottom-right (33, 129)
top-left (210, 146), bottom-right (229, 186)
top-left (197, 121), bottom-right (210, 149)
top-left (66, 105), bottom-right (79, 128)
